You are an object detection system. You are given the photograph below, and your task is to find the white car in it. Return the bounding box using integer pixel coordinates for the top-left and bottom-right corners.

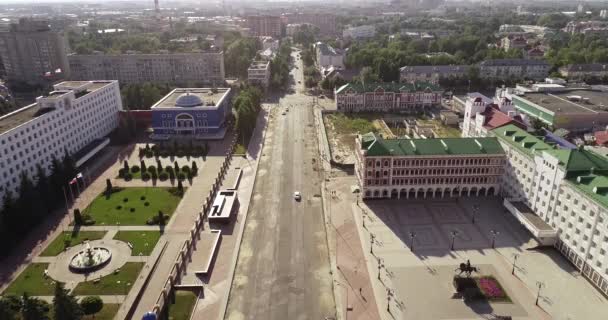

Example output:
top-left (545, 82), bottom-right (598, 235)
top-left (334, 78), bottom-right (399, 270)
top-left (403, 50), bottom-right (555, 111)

top-left (294, 191), bottom-right (301, 201)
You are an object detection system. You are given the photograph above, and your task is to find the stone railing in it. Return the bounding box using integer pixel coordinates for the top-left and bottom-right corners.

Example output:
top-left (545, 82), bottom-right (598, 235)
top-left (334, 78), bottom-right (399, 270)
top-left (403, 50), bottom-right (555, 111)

top-left (151, 129), bottom-right (238, 316)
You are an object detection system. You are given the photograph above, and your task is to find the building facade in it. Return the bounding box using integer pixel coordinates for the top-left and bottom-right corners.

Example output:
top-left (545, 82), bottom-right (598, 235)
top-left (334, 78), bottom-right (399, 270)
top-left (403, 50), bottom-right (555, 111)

top-left (150, 88), bottom-right (232, 140)
top-left (314, 42), bottom-right (344, 69)
top-left (335, 82), bottom-right (443, 113)
top-left (0, 18), bottom-right (70, 85)
top-left (489, 124), bottom-right (608, 296)
top-left (246, 15), bottom-right (282, 37)
top-left (462, 93), bottom-right (524, 138)
top-left (68, 51), bottom-right (225, 86)
top-left (479, 59), bottom-right (550, 81)
top-left (0, 80), bottom-right (122, 196)
top-left (343, 25), bottom-right (376, 40)
top-left (355, 132), bottom-right (505, 199)
top-left (399, 65), bottom-right (468, 84)
top-left (501, 35), bottom-right (527, 51)
top-left (283, 13), bottom-right (336, 35)
top-left (248, 61), bottom-right (270, 89)
top-left (559, 64), bottom-right (608, 80)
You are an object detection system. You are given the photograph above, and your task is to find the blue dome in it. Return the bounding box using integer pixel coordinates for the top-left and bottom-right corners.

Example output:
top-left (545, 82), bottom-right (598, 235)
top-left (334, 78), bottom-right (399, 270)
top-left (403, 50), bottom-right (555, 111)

top-left (175, 93), bottom-right (203, 108)
top-left (142, 312), bottom-right (157, 320)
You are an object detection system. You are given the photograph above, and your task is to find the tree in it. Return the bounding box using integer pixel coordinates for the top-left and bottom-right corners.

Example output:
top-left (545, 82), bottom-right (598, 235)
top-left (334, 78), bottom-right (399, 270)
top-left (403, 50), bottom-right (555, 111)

top-left (174, 161), bottom-right (180, 173)
top-left (53, 282), bottom-right (83, 320)
top-left (106, 179), bottom-right (113, 195)
top-left (73, 209), bottom-right (83, 225)
top-left (141, 160), bottom-right (146, 172)
top-left (191, 161), bottom-right (198, 174)
top-left (62, 150), bottom-right (77, 184)
top-left (357, 67), bottom-right (380, 84)
top-left (22, 293), bottom-right (49, 320)
top-left (177, 180), bottom-right (184, 194)
top-left (123, 160), bottom-right (129, 172)
top-left (80, 296), bottom-right (103, 316)
top-left (0, 296), bottom-right (19, 320)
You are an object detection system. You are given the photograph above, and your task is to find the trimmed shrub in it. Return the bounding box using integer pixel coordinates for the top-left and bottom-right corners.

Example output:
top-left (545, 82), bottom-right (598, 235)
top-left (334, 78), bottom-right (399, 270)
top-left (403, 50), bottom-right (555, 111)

top-left (151, 171), bottom-right (158, 180)
top-left (130, 208), bottom-right (136, 213)
top-left (123, 173), bottom-right (132, 181)
top-left (141, 172), bottom-right (151, 181)
top-left (177, 173), bottom-right (186, 180)
top-left (147, 166), bottom-right (157, 175)
top-left (140, 196), bottom-right (146, 200)
top-left (123, 198), bottom-right (129, 203)
top-left (118, 168), bottom-right (126, 178)
top-left (144, 202), bottom-right (150, 207)
top-left (159, 172), bottom-right (169, 181)
top-left (130, 165), bottom-right (140, 173)
top-left (116, 205), bottom-right (122, 210)
top-left (181, 165), bottom-right (190, 173)
top-left (81, 296), bottom-right (103, 315)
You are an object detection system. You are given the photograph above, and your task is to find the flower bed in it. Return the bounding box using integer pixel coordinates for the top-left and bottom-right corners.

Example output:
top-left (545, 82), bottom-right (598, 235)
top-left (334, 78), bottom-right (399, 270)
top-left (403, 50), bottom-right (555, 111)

top-left (476, 276), bottom-right (510, 302)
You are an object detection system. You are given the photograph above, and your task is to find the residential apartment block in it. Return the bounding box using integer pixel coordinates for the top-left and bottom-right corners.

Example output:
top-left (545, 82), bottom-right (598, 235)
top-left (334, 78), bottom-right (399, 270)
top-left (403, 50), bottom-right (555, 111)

top-left (501, 35), bottom-right (527, 51)
top-left (399, 65), bottom-right (468, 84)
top-left (355, 133), bottom-right (505, 199)
top-left (343, 25), bottom-right (376, 40)
top-left (0, 80), bottom-right (122, 197)
top-left (559, 64), bottom-right (608, 80)
top-left (68, 51), bottom-right (225, 86)
top-left (335, 82), bottom-right (443, 113)
top-left (282, 13), bottom-right (336, 35)
top-left (246, 15), bottom-right (282, 37)
top-left (0, 18), bottom-right (70, 85)
top-left (314, 42), bottom-right (344, 69)
top-left (248, 61), bottom-right (270, 89)
top-left (479, 59), bottom-right (550, 81)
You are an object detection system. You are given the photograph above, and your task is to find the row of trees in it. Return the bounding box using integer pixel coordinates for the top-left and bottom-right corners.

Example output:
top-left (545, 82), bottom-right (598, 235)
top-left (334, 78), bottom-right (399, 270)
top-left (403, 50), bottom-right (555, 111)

top-left (225, 37), bottom-right (260, 78)
top-left (233, 85), bottom-right (262, 146)
top-left (292, 24), bottom-right (319, 47)
top-left (0, 151), bottom-right (78, 258)
top-left (269, 41), bottom-right (293, 90)
top-left (0, 283), bottom-right (103, 319)
top-left (121, 83), bottom-right (173, 110)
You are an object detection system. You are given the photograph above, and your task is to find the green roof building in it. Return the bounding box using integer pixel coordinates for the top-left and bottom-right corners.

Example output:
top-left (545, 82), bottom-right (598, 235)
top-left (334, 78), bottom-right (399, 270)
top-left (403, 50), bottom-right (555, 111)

top-left (355, 132), bottom-right (505, 199)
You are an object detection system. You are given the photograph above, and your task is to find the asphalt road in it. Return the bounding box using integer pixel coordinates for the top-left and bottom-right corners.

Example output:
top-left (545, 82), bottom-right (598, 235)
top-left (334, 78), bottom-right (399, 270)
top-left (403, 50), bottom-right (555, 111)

top-left (225, 50), bottom-right (335, 320)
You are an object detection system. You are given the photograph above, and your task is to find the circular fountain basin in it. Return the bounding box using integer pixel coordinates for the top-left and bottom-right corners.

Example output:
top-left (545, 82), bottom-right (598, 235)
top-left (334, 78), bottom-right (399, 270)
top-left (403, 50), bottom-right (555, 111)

top-left (69, 247), bottom-right (112, 273)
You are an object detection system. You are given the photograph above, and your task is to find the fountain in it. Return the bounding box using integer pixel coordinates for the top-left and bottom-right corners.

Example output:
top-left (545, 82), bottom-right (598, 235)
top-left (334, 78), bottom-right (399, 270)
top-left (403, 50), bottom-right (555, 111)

top-left (69, 241), bottom-right (112, 273)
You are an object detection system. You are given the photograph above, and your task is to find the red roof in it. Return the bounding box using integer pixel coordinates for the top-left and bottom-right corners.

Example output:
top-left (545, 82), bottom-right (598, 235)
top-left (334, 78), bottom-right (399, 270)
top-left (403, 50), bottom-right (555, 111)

top-left (479, 105), bottom-right (525, 130)
top-left (595, 130), bottom-right (608, 146)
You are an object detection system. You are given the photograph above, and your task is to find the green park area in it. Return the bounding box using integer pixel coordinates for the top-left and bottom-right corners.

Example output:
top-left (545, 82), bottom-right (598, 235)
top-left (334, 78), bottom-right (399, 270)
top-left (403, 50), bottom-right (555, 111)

top-left (2, 263), bottom-right (57, 296)
top-left (41, 231), bottom-right (107, 256)
top-left (416, 119), bottom-right (461, 138)
top-left (72, 262), bottom-right (145, 296)
top-left (83, 187), bottom-right (182, 226)
top-left (167, 290), bottom-right (198, 320)
top-left (114, 231), bottom-right (162, 256)
top-left (325, 113), bottom-right (379, 135)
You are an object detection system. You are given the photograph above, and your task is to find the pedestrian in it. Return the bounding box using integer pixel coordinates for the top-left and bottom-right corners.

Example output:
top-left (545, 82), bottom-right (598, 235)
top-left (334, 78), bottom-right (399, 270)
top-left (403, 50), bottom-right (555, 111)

top-left (359, 287), bottom-right (362, 295)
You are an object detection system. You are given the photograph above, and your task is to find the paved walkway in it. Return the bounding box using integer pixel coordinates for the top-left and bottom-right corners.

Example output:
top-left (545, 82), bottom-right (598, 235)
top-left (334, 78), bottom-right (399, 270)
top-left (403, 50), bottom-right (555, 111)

top-left (324, 176), bottom-right (381, 320)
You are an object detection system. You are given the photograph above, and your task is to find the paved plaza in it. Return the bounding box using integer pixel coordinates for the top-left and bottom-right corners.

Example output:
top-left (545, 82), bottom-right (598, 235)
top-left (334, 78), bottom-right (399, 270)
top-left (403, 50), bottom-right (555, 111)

top-left (342, 195), bottom-right (608, 320)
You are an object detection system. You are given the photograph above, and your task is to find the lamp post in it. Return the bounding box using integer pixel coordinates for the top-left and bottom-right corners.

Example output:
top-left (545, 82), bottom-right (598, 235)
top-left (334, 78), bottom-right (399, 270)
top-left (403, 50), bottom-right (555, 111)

top-left (370, 234), bottom-right (376, 255)
top-left (512, 253), bottom-right (520, 275)
top-left (377, 257), bottom-right (384, 280)
top-left (450, 230), bottom-right (459, 251)
top-left (535, 281), bottom-right (545, 306)
top-left (490, 229), bottom-right (499, 249)
top-left (409, 231), bottom-right (416, 252)
top-left (387, 288), bottom-right (393, 313)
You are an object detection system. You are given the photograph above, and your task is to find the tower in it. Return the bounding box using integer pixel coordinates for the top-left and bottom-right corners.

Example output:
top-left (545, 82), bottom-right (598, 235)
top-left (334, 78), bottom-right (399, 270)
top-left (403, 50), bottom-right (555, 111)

top-left (154, 0), bottom-right (160, 19)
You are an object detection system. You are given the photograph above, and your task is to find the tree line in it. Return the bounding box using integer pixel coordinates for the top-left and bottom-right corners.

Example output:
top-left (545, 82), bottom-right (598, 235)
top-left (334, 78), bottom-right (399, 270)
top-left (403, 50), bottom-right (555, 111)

top-left (121, 83), bottom-right (173, 110)
top-left (0, 151), bottom-right (78, 259)
top-left (269, 41), bottom-right (293, 90)
top-left (0, 283), bottom-right (103, 319)
top-left (233, 85), bottom-right (262, 147)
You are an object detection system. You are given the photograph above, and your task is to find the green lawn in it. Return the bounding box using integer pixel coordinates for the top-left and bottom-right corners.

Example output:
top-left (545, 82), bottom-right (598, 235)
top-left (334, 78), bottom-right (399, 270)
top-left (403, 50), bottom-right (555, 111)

top-left (72, 262), bottom-right (144, 296)
top-left (167, 290), bottom-right (198, 320)
top-left (41, 231), bottom-right (107, 256)
top-left (83, 187), bottom-right (182, 226)
top-left (234, 143), bottom-right (247, 155)
top-left (2, 263), bottom-right (58, 296)
top-left (82, 303), bottom-right (120, 320)
top-left (113, 231), bottom-right (162, 256)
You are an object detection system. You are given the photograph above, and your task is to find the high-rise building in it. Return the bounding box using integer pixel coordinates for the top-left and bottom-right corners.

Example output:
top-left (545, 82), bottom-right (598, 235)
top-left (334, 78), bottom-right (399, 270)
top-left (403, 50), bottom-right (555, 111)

top-left (246, 15), bottom-right (282, 37)
top-left (0, 18), bottom-right (70, 85)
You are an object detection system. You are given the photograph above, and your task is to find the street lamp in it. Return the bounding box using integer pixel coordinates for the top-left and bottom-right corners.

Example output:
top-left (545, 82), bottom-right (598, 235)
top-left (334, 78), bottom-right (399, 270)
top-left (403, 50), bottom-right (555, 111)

top-left (377, 257), bottom-right (384, 280)
top-left (490, 229), bottom-right (499, 249)
top-left (450, 230), bottom-right (459, 251)
top-left (370, 234), bottom-right (376, 255)
top-left (387, 288), bottom-right (394, 313)
top-left (535, 281), bottom-right (545, 306)
top-left (512, 253), bottom-right (520, 275)
top-left (409, 231), bottom-right (416, 252)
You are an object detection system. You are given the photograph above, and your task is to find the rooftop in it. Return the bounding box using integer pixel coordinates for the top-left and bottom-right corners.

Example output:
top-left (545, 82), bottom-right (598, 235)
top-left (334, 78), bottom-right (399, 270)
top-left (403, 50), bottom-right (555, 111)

top-left (480, 59), bottom-right (549, 67)
top-left (400, 65), bottom-right (468, 73)
top-left (0, 81), bottom-right (114, 135)
top-left (360, 132), bottom-right (504, 157)
top-left (518, 90), bottom-right (608, 114)
top-left (492, 124), bottom-right (553, 157)
top-left (336, 81), bottom-right (442, 94)
top-left (248, 61), bottom-right (270, 70)
top-left (510, 201), bottom-right (554, 231)
top-left (151, 88), bottom-right (230, 109)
